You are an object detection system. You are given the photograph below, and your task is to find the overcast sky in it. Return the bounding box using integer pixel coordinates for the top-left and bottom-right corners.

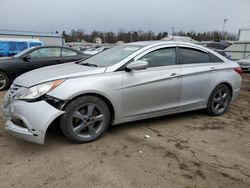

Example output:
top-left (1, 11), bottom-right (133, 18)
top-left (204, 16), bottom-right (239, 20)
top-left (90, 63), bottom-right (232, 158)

top-left (0, 0), bottom-right (250, 34)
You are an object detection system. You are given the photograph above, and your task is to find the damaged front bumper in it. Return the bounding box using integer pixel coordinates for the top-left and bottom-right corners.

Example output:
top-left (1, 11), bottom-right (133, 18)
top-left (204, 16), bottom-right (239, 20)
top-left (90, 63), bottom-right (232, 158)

top-left (2, 95), bottom-right (64, 144)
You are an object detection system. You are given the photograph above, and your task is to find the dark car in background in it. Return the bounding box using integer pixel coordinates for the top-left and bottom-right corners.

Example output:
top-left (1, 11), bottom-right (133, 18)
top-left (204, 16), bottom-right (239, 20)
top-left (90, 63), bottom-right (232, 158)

top-left (0, 46), bottom-right (89, 90)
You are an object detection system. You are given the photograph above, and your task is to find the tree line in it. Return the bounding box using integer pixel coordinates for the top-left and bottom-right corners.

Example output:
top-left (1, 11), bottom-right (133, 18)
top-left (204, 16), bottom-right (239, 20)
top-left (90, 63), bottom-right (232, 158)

top-left (62, 29), bottom-right (237, 43)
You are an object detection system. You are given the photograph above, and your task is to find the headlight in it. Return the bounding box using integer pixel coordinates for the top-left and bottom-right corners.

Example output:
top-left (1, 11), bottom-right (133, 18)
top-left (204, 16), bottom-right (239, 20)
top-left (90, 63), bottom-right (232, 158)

top-left (14, 79), bottom-right (64, 100)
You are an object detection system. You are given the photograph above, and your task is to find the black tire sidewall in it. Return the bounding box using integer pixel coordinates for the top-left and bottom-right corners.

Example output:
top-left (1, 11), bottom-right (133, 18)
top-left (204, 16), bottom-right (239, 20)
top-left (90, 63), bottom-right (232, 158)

top-left (60, 96), bottom-right (110, 143)
top-left (0, 71), bottom-right (10, 91)
top-left (207, 84), bottom-right (231, 116)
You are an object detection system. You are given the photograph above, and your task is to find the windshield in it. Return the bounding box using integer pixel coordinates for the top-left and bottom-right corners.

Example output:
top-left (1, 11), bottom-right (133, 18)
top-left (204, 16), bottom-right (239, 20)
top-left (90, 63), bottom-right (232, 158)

top-left (80, 45), bottom-right (142, 67)
top-left (14, 47), bottom-right (34, 58)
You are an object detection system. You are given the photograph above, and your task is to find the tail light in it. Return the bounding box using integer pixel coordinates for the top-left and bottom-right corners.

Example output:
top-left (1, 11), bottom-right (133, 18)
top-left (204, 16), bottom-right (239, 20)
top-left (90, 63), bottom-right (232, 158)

top-left (234, 67), bottom-right (242, 75)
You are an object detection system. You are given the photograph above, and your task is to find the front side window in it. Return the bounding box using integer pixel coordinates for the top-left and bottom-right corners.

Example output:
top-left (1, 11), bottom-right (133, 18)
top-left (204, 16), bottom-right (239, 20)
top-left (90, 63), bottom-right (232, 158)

top-left (180, 48), bottom-right (209, 64)
top-left (29, 48), bottom-right (61, 58)
top-left (139, 48), bottom-right (176, 67)
top-left (62, 48), bottom-right (78, 57)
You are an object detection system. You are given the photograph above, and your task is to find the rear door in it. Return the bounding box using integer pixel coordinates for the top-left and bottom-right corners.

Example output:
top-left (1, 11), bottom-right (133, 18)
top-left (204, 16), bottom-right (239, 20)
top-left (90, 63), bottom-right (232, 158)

top-left (178, 46), bottom-right (223, 108)
top-left (122, 45), bottom-right (182, 119)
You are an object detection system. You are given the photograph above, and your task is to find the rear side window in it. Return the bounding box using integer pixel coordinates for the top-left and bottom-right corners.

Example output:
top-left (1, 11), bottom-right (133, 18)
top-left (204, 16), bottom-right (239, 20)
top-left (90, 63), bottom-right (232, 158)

top-left (139, 48), bottom-right (176, 67)
top-left (179, 47), bottom-right (209, 64)
top-left (209, 53), bottom-right (224, 62)
top-left (62, 48), bottom-right (78, 57)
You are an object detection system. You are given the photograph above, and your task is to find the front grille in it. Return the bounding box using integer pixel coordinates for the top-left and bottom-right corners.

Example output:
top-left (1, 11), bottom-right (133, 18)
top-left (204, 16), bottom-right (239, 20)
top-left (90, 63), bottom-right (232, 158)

top-left (3, 85), bottom-right (25, 108)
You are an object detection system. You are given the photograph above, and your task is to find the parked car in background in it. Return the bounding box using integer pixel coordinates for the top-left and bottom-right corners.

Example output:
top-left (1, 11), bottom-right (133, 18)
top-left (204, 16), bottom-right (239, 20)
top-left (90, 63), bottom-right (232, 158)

top-left (206, 41), bottom-right (231, 50)
top-left (211, 49), bottom-right (232, 59)
top-left (0, 46), bottom-right (89, 90)
top-left (0, 38), bottom-right (44, 57)
top-left (83, 46), bottom-right (110, 55)
top-left (237, 55), bottom-right (250, 72)
top-left (2, 41), bottom-right (242, 144)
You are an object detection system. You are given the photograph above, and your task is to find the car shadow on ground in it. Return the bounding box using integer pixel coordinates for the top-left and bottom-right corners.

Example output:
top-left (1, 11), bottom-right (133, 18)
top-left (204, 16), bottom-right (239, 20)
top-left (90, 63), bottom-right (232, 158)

top-left (44, 109), bottom-right (206, 145)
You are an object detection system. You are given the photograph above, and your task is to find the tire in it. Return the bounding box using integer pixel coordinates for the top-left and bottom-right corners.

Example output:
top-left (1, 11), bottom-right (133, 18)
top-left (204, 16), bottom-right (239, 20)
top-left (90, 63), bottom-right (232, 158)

top-left (60, 96), bottom-right (110, 143)
top-left (0, 71), bottom-right (10, 91)
top-left (207, 84), bottom-right (231, 116)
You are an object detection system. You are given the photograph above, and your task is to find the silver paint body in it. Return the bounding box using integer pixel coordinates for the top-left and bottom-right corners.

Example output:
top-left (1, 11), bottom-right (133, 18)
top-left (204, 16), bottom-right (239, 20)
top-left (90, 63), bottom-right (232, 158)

top-left (2, 41), bottom-right (241, 144)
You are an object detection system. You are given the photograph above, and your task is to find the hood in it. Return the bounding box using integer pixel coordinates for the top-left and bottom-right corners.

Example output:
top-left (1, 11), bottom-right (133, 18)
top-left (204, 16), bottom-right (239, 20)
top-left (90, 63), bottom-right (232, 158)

top-left (14, 62), bottom-right (107, 87)
top-left (0, 56), bottom-right (15, 62)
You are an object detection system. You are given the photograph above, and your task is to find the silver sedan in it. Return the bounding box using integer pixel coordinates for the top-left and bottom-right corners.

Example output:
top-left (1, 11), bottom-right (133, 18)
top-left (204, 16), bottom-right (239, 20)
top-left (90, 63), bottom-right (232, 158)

top-left (2, 41), bottom-right (242, 144)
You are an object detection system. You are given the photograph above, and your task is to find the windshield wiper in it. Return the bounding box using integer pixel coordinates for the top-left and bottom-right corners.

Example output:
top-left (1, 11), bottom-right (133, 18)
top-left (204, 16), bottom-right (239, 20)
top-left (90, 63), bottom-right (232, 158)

top-left (81, 63), bottom-right (98, 67)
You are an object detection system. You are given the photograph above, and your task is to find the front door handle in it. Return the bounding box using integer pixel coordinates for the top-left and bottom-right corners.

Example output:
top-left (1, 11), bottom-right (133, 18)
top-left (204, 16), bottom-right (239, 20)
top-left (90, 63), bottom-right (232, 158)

top-left (57, 59), bottom-right (64, 63)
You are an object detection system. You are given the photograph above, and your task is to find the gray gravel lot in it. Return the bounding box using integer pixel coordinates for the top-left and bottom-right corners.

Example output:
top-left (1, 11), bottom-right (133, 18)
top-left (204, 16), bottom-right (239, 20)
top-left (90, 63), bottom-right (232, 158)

top-left (0, 74), bottom-right (250, 188)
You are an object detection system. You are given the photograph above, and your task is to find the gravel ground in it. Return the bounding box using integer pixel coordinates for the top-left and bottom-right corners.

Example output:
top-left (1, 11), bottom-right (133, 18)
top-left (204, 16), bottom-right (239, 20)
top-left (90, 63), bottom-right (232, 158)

top-left (0, 74), bottom-right (249, 188)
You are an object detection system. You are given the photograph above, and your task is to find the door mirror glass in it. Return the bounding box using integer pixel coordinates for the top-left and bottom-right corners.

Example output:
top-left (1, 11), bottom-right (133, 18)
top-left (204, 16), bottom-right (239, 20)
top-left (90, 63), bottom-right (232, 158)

top-left (23, 55), bottom-right (31, 61)
top-left (126, 60), bottom-right (148, 71)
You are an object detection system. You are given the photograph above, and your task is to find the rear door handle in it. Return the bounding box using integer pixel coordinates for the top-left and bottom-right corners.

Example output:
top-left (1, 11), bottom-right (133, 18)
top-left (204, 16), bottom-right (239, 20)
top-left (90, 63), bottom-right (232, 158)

top-left (210, 67), bottom-right (217, 71)
top-left (169, 73), bottom-right (181, 78)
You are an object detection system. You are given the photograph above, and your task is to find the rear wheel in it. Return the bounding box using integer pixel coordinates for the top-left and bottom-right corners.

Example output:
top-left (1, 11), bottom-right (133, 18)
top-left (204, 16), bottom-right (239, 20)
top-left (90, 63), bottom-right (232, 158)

top-left (60, 96), bottom-right (110, 143)
top-left (207, 84), bottom-right (231, 116)
top-left (0, 71), bottom-right (9, 91)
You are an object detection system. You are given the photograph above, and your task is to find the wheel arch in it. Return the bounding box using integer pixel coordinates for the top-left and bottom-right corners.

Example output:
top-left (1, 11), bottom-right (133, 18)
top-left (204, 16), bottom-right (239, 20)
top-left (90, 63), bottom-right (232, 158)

top-left (62, 92), bottom-right (116, 124)
top-left (208, 81), bottom-right (233, 105)
top-left (214, 82), bottom-right (233, 99)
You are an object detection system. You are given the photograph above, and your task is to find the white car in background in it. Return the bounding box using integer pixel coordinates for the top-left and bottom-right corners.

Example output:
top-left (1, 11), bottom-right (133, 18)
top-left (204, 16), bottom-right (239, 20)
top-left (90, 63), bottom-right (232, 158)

top-left (237, 55), bottom-right (250, 72)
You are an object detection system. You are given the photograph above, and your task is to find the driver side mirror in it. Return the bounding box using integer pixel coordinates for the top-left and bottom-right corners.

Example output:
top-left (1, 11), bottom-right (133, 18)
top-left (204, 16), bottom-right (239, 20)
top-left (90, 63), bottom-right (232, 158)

top-left (23, 55), bottom-right (31, 61)
top-left (125, 60), bottom-right (148, 71)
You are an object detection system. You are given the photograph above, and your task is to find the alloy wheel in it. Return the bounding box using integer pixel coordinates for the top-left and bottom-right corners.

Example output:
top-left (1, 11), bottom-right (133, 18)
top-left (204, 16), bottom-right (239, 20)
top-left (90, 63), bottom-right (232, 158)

top-left (70, 103), bottom-right (105, 139)
top-left (0, 73), bottom-right (7, 90)
top-left (212, 88), bottom-right (230, 114)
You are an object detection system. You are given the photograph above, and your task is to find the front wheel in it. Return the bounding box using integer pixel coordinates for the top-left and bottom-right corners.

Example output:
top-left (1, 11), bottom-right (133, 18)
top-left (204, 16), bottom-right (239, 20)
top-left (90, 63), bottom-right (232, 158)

top-left (207, 84), bottom-right (231, 116)
top-left (60, 96), bottom-right (110, 143)
top-left (0, 71), bottom-right (9, 91)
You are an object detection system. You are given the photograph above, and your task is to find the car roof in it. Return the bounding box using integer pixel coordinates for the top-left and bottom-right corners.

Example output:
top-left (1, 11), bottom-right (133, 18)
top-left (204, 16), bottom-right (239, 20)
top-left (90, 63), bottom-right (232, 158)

top-left (30, 45), bottom-right (82, 53)
top-left (127, 40), bottom-right (203, 48)
top-left (126, 41), bottom-right (212, 52)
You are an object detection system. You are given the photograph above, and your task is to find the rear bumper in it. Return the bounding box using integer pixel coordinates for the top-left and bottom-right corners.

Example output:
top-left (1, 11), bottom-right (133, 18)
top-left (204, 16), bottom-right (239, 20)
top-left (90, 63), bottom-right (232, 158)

top-left (2, 98), bottom-right (64, 144)
top-left (232, 88), bottom-right (241, 100)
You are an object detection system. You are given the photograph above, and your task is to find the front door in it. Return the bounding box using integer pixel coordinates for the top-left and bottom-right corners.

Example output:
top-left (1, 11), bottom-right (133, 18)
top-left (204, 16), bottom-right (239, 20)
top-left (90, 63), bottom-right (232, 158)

top-left (122, 46), bottom-right (181, 120)
top-left (22, 47), bottom-right (62, 73)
